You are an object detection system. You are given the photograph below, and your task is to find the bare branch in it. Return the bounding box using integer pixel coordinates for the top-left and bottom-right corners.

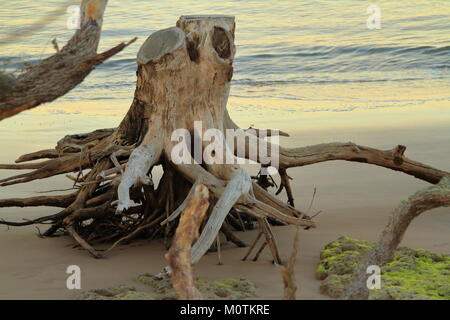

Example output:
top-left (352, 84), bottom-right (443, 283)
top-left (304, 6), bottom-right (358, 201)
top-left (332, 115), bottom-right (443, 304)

top-left (0, 0), bottom-right (136, 120)
top-left (165, 184), bottom-right (210, 300)
top-left (281, 227), bottom-right (300, 300)
top-left (342, 176), bottom-right (450, 300)
top-left (279, 143), bottom-right (448, 184)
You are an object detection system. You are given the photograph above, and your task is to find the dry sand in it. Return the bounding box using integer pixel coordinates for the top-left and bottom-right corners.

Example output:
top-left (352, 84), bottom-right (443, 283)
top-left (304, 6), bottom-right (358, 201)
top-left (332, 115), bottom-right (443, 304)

top-left (1, 124), bottom-right (449, 300)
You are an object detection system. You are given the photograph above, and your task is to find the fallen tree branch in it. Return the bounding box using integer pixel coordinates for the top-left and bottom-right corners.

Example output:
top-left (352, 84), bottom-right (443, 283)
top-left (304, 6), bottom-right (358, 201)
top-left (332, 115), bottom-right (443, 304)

top-left (0, 0), bottom-right (136, 121)
top-left (0, 193), bottom-right (76, 208)
top-left (226, 127), bottom-right (448, 185)
top-left (67, 225), bottom-right (103, 259)
top-left (281, 227), bottom-right (300, 300)
top-left (165, 184), bottom-right (210, 300)
top-left (342, 176), bottom-right (450, 300)
top-left (276, 168), bottom-right (295, 207)
top-left (279, 143), bottom-right (448, 184)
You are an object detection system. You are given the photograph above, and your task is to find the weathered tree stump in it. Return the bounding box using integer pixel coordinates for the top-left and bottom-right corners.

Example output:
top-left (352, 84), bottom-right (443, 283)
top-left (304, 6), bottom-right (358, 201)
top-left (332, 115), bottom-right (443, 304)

top-left (0, 15), bottom-right (448, 265)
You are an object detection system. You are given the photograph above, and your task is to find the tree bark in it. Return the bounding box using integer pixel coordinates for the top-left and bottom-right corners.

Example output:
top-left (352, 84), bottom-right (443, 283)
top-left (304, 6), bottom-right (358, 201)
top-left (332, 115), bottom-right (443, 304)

top-left (0, 0), bottom-right (136, 121)
top-left (166, 184), bottom-right (209, 300)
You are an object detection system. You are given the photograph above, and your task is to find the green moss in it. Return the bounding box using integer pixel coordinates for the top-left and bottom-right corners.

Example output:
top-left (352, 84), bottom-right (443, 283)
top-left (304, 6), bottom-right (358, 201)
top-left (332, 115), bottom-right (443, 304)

top-left (135, 274), bottom-right (257, 300)
top-left (320, 274), bottom-right (353, 298)
top-left (196, 278), bottom-right (257, 300)
top-left (316, 237), bottom-right (450, 300)
top-left (136, 274), bottom-right (178, 300)
top-left (316, 263), bottom-right (328, 280)
top-left (117, 291), bottom-right (155, 300)
top-left (77, 285), bottom-right (155, 300)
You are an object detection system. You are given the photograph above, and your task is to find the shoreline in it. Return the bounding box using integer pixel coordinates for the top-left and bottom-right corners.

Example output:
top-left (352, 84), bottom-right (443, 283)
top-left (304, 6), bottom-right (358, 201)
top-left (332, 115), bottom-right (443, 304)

top-left (0, 205), bottom-right (448, 300)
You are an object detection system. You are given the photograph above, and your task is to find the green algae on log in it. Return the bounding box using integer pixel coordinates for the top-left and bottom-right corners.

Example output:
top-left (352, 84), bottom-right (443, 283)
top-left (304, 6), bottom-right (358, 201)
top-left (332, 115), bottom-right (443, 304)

top-left (137, 274), bottom-right (257, 300)
top-left (77, 275), bottom-right (257, 300)
top-left (76, 285), bottom-right (155, 300)
top-left (316, 237), bottom-right (450, 300)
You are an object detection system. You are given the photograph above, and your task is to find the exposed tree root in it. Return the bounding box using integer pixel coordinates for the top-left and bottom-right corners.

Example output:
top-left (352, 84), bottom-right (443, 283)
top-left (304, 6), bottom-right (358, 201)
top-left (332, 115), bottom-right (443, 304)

top-left (0, 193), bottom-right (76, 208)
top-left (0, 0), bottom-right (136, 121)
top-left (67, 225), bottom-right (103, 259)
top-left (240, 218), bottom-right (283, 264)
top-left (166, 184), bottom-right (209, 300)
top-left (0, 15), bottom-right (448, 269)
top-left (242, 231), bottom-right (263, 262)
top-left (342, 176), bottom-right (450, 300)
top-left (281, 227), bottom-right (300, 300)
top-left (276, 168), bottom-right (295, 207)
top-left (221, 222), bottom-right (247, 248)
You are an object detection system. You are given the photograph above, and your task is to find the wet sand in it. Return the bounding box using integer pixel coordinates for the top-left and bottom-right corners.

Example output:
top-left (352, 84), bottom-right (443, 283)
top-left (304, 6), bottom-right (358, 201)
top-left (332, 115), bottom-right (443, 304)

top-left (1, 124), bottom-right (449, 300)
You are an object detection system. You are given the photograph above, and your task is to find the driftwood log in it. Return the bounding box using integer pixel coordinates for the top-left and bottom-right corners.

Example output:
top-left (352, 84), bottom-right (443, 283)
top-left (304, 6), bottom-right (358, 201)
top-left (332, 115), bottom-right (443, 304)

top-left (165, 184), bottom-right (209, 300)
top-left (0, 15), bottom-right (448, 266)
top-left (0, 0), bottom-right (136, 121)
top-left (342, 176), bottom-right (450, 300)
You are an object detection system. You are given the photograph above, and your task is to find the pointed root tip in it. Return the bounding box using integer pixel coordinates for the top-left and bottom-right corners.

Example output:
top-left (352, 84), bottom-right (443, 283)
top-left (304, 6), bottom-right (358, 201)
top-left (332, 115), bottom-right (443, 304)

top-left (116, 200), bottom-right (132, 213)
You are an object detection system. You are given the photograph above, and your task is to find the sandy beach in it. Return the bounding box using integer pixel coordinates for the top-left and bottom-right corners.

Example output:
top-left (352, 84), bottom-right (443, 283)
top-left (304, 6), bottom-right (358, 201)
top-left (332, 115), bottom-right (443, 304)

top-left (1, 0), bottom-right (450, 303)
top-left (1, 123), bottom-right (449, 300)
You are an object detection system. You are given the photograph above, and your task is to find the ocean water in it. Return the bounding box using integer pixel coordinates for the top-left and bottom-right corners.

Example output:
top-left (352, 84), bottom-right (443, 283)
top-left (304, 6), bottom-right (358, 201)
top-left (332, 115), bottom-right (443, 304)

top-left (0, 0), bottom-right (449, 135)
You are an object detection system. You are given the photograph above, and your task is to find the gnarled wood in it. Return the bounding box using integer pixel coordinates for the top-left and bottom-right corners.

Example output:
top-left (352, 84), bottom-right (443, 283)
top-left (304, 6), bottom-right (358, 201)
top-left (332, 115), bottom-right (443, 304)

top-left (342, 176), bottom-right (450, 300)
top-left (278, 143), bottom-right (448, 184)
top-left (191, 169), bottom-right (251, 264)
top-left (166, 184), bottom-right (209, 300)
top-left (0, 0), bottom-right (136, 121)
top-left (225, 128), bottom-right (448, 185)
top-left (0, 193), bottom-right (76, 208)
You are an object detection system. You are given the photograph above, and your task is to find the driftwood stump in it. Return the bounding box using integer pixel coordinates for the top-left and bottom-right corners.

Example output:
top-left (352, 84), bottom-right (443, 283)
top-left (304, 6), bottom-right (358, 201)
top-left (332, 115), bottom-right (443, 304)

top-left (0, 15), bottom-right (448, 265)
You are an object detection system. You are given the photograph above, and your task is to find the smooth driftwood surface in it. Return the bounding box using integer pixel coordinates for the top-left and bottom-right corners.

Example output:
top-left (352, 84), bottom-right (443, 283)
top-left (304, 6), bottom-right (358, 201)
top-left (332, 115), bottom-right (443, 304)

top-left (342, 176), bottom-right (450, 300)
top-left (278, 143), bottom-right (448, 184)
top-left (0, 15), bottom-right (449, 269)
top-left (0, 0), bottom-right (136, 121)
top-left (166, 184), bottom-right (209, 300)
top-left (190, 169), bottom-right (251, 264)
